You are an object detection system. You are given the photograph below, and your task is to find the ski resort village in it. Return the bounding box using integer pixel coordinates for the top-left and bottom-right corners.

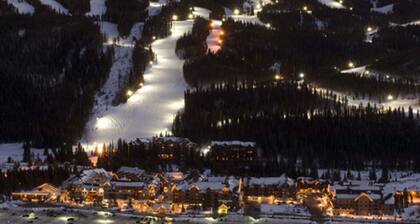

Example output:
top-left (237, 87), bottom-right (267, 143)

top-left (1, 0), bottom-right (420, 223)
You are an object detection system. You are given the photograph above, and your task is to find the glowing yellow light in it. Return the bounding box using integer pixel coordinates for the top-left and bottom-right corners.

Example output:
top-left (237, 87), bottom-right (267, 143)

top-left (348, 62), bottom-right (355, 68)
top-left (350, 7), bottom-right (353, 10)
top-left (218, 39), bottom-right (223, 44)
top-left (149, 61), bottom-right (153, 65)
top-left (152, 36), bottom-right (156, 40)
top-left (387, 94), bottom-right (394, 100)
top-left (210, 22), bottom-right (214, 28)
top-left (222, 18), bottom-right (226, 22)
top-left (339, 0), bottom-right (343, 4)
top-left (367, 26), bottom-right (373, 32)
top-left (256, 4), bottom-right (261, 10)
top-left (188, 13), bottom-right (194, 19)
top-left (234, 9), bottom-right (240, 15)
top-left (126, 90), bottom-right (133, 96)
top-left (299, 73), bottom-right (305, 78)
top-left (386, 75), bottom-right (390, 79)
top-left (139, 82), bottom-right (144, 87)
top-left (303, 6), bottom-right (308, 11)
top-left (172, 14), bottom-right (178, 21)
top-left (274, 74), bottom-right (282, 80)
top-left (266, 23), bottom-right (271, 28)
top-left (220, 30), bottom-right (224, 35)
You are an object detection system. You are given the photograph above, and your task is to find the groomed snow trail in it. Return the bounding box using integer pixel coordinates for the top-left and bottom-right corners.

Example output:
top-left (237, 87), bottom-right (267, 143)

top-left (6, 0), bottom-right (34, 14)
top-left (83, 21), bottom-right (193, 149)
top-left (86, 0), bottom-right (106, 16)
top-left (39, 0), bottom-right (69, 15)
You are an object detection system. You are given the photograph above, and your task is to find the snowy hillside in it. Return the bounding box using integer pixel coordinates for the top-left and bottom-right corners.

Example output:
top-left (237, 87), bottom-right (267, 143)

top-left (83, 21), bottom-right (193, 149)
top-left (39, 0), bottom-right (69, 15)
top-left (6, 0), bottom-right (34, 14)
top-left (86, 0), bottom-right (106, 16)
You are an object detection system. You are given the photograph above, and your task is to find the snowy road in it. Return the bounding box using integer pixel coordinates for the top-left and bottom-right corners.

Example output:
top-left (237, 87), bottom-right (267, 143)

top-left (83, 21), bottom-right (193, 148)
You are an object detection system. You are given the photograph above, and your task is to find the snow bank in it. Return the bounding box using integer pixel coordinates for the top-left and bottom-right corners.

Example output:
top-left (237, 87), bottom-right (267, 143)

top-left (193, 7), bottom-right (211, 19)
top-left (97, 21), bottom-right (119, 43)
top-left (83, 21), bottom-right (193, 149)
top-left (6, 0), bottom-right (34, 14)
top-left (147, 1), bottom-right (163, 16)
top-left (39, 0), bottom-right (69, 15)
top-left (371, 4), bottom-right (393, 14)
top-left (86, 0), bottom-right (106, 16)
top-left (260, 204), bottom-right (310, 216)
top-left (316, 0), bottom-right (345, 9)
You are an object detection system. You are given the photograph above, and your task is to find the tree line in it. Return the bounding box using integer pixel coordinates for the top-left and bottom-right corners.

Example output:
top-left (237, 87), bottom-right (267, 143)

top-left (173, 81), bottom-right (420, 171)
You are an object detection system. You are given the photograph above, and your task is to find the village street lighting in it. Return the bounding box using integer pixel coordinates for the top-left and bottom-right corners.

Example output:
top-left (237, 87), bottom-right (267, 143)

top-left (256, 4), bottom-right (261, 10)
top-left (274, 74), bottom-right (282, 80)
top-left (220, 30), bottom-right (224, 35)
top-left (126, 90), bottom-right (133, 97)
top-left (387, 94), bottom-right (394, 101)
top-left (299, 73), bottom-right (305, 79)
top-left (172, 14), bottom-right (178, 21)
top-left (218, 39), bottom-right (223, 44)
top-left (265, 23), bottom-right (271, 28)
top-left (188, 13), bottom-right (194, 19)
top-left (303, 6), bottom-right (308, 11)
top-left (339, 0), bottom-right (343, 4)
top-left (139, 82), bottom-right (144, 87)
top-left (234, 9), bottom-right (240, 15)
top-left (348, 62), bottom-right (355, 68)
top-left (367, 26), bottom-right (373, 32)
top-left (152, 36), bottom-right (156, 40)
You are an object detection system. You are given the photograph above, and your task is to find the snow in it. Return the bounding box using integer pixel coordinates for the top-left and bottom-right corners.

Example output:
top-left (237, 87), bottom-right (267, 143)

top-left (39, 0), bottom-right (69, 15)
top-left (147, 1), bottom-right (164, 17)
top-left (193, 7), bottom-right (211, 19)
top-left (97, 21), bottom-right (119, 42)
top-left (86, 0), bottom-right (106, 17)
top-left (83, 21), bottom-right (193, 149)
top-left (6, 0), bottom-right (34, 14)
top-left (371, 4), bottom-right (393, 14)
top-left (260, 204), bottom-right (310, 216)
top-left (211, 140), bottom-right (256, 147)
top-left (316, 0), bottom-right (345, 9)
top-left (0, 143), bottom-right (45, 164)
top-left (340, 66), bottom-right (367, 75)
top-left (402, 206), bottom-right (420, 220)
top-left (247, 175), bottom-right (294, 186)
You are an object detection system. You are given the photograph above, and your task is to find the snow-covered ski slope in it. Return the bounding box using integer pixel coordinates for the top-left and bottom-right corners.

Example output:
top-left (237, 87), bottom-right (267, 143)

top-left (39, 0), bottom-right (69, 15)
top-left (86, 0), bottom-right (106, 16)
top-left (83, 21), bottom-right (193, 148)
top-left (6, 0), bottom-right (34, 14)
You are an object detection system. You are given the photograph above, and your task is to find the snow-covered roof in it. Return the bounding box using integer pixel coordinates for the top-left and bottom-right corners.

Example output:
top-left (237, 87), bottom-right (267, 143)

top-left (336, 193), bottom-right (381, 201)
top-left (110, 181), bottom-right (146, 188)
top-left (117, 166), bottom-right (145, 176)
top-left (247, 174), bottom-right (294, 186)
top-left (211, 141), bottom-right (256, 147)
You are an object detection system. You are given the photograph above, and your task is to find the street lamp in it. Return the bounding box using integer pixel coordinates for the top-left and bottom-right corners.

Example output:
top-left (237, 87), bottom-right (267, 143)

top-left (387, 94), bottom-right (394, 101)
top-left (126, 90), bottom-right (133, 96)
top-left (348, 62), bottom-right (355, 68)
top-left (188, 13), bottom-right (194, 19)
top-left (265, 23), bottom-right (271, 28)
top-left (234, 9), bottom-right (240, 15)
top-left (299, 73), bottom-right (305, 79)
top-left (172, 14), bottom-right (178, 21)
